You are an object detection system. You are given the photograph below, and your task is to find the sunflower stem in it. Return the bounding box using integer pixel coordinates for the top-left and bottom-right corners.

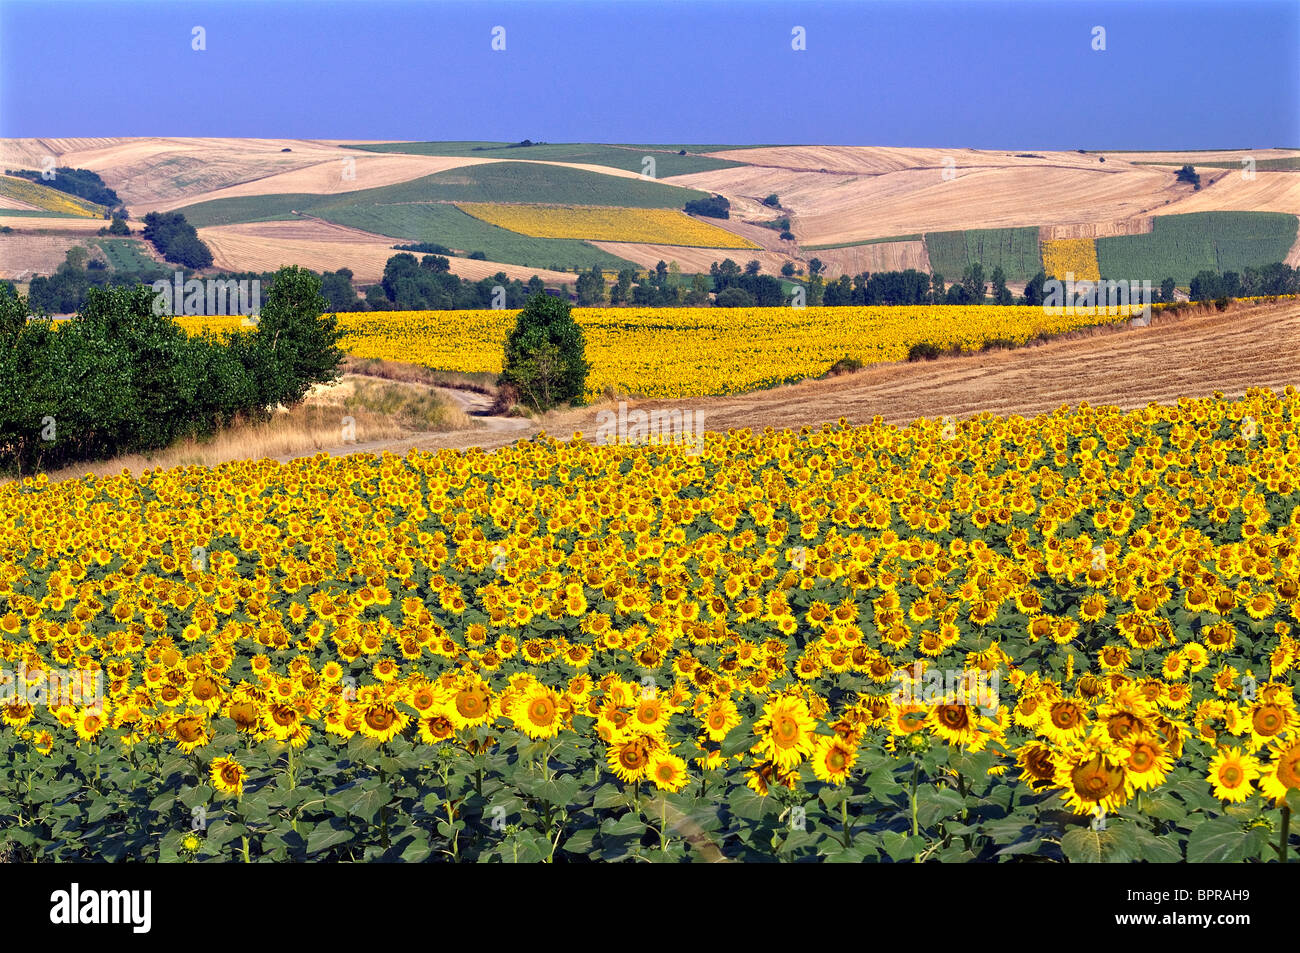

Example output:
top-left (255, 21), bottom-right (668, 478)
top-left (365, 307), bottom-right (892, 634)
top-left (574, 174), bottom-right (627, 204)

top-left (910, 760), bottom-right (920, 839)
top-left (1279, 805), bottom-right (1291, 863)
top-left (839, 797), bottom-right (852, 848)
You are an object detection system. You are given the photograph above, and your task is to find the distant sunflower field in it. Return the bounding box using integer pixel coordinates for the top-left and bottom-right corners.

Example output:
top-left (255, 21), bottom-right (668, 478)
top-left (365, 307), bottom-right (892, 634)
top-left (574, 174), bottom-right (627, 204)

top-left (181, 303), bottom-right (1142, 401)
top-left (1, 390), bottom-right (1297, 862)
top-left (455, 203), bottom-right (761, 248)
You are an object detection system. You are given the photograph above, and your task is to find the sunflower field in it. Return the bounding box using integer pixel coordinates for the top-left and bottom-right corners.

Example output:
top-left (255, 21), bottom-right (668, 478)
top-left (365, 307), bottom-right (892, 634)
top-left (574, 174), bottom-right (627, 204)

top-left (0, 389), bottom-right (1297, 862)
top-left (455, 203), bottom-right (761, 249)
top-left (1042, 238), bottom-right (1102, 282)
top-left (180, 303), bottom-right (1141, 401)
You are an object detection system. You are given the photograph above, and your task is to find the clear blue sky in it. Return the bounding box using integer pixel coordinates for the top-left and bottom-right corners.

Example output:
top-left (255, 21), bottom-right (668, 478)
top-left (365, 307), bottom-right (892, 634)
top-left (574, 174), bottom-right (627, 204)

top-left (2, 0), bottom-right (1297, 149)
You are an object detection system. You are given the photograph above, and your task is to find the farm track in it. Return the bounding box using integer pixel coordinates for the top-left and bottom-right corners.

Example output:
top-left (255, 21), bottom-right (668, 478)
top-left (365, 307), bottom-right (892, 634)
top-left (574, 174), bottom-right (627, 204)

top-left (282, 298), bottom-right (1299, 463)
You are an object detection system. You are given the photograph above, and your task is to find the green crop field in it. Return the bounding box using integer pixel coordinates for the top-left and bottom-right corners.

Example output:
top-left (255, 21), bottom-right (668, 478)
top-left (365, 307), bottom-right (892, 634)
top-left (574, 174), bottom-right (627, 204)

top-left (178, 161), bottom-right (708, 229)
top-left (95, 238), bottom-right (163, 273)
top-left (1096, 211), bottom-right (1299, 285)
top-left (324, 204), bottom-right (634, 270)
top-left (1133, 157), bottom-right (1300, 171)
top-left (924, 227), bottom-right (1041, 283)
top-left (346, 140), bottom-right (761, 175)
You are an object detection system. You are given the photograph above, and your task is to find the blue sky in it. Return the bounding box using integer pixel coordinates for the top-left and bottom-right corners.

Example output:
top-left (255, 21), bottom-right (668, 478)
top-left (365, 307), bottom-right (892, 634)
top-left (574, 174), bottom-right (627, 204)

top-left (2, 0), bottom-right (1297, 149)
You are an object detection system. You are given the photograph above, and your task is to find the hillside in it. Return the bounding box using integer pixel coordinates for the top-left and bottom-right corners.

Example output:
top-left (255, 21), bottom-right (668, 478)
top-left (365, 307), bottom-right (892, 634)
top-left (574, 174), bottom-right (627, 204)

top-left (2, 138), bottom-right (1296, 286)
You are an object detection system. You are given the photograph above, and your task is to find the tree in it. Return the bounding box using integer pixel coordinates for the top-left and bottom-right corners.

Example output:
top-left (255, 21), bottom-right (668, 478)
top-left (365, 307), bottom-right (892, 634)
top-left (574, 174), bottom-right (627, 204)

top-left (1175, 165), bottom-right (1201, 188)
top-left (808, 258), bottom-right (825, 277)
top-left (961, 264), bottom-right (986, 304)
top-left (715, 287), bottom-right (755, 307)
top-left (576, 266), bottom-right (606, 305)
top-left (780, 262), bottom-right (796, 278)
top-left (1022, 271), bottom-right (1047, 306)
top-left (499, 292), bottom-right (589, 410)
top-left (684, 274), bottom-right (711, 306)
top-left (609, 268), bottom-right (636, 305)
top-left (254, 266), bottom-right (344, 406)
top-left (807, 273), bottom-right (825, 306)
top-left (1159, 277), bottom-right (1176, 303)
top-left (745, 260), bottom-right (761, 276)
top-left (990, 266), bottom-right (1013, 305)
top-left (684, 195), bottom-right (730, 219)
top-left (930, 272), bottom-right (945, 304)
top-left (762, 194), bottom-right (781, 207)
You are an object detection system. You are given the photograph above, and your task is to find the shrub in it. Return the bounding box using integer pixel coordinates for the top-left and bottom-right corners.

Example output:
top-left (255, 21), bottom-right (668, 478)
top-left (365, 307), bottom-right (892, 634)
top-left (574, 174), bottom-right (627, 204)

top-left (826, 356), bottom-right (864, 376)
top-left (907, 341), bottom-right (942, 362)
top-left (684, 195), bottom-right (730, 219)
top-left (715, 287), bottom-right (755, 308)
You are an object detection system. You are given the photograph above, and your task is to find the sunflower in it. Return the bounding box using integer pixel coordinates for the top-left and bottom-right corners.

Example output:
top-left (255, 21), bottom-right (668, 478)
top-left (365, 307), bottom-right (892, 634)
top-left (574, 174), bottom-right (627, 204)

top-left (811, 734), bottom-right (857, 786)
top-left (632, 695), bottom-right (672, 736)
top-left (607, 735), bottom-right (655, 783)
top-left (447, 683), bottom-right (494, 730)
top-left (648, 753), bottom-right (690, 793)
top-left (209, 755), bottom-right (247, 796)
top-left (1119, 733), bottom-right (1174, 793)
top-left (172, 712), bottom-right (209, 753)
top-left (1041, 699), bottom-right (1089, 745)
top-left (1015, 741), bottom-right (1058, 789)
top-left (1246, 699), bottom-right (1296, 748)
top-left (418, 714), bottom-right (455, 744)
top-left (1258, 739), bottom-right (1300, 805)
top-left (358, 700), bottom-right (409, 743)
top-left (1053, 742), bottom-right (1129, 814)
top-left (514, 683), bottom-right (563, 740)
top-left (1207, 747), bottom-right (1259, 803)
top-left (929, 702), bottom-right (979, 746)
top-left (701, 697), bottom-right (741, 742)
top-left (754, 695), bottom-right (817, 770)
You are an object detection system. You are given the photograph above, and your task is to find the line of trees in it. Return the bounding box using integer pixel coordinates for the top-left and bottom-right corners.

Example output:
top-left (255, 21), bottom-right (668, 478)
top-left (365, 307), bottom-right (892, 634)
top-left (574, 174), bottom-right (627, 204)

top-left (1189, 262), bottom-right (1299, 301)
top-left (142, 212), bottom-right (213, 269)
top-left (8, 167), bottom-right (125, 215)
top-left (0, 266), bottom-right (342, 474)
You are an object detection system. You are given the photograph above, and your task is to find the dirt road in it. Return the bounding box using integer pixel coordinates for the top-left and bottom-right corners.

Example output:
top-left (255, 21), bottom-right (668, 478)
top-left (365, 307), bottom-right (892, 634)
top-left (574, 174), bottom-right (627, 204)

top-left (281, 298), bottom-right (1299, 462)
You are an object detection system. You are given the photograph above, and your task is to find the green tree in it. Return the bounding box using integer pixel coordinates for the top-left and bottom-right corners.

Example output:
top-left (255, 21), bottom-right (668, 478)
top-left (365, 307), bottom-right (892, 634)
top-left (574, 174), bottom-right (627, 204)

top-left (499, 292), bottom-right (589, 410)
top-left (990, 266), bottom-right (1014, 305)
top-left (1160, 277), bottom-right (1176, 303)
top-left (254, 265), bottom-right (344, 406)
top-left (961, 264), bottom-right (986, 304)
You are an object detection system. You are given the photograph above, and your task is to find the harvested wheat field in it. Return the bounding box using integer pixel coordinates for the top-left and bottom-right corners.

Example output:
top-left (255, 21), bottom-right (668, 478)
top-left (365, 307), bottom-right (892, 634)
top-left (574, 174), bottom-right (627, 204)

top-left (143, 154), bottom-right (496, 213)
top-left (587, 241), bottom-right (791, 274)
top-left (1155, 171), bottom-right (1300, 217)
top-left (198, 219), bottom-right (580, 284)
top-left (0, 234), bottom-right (98, 278)
top-left (562, 298), bottom-right (1300, 435)
top-left (1040, 219), bottom-right (1154, 240)
top-left (808, 239), bottom-right (931, 278)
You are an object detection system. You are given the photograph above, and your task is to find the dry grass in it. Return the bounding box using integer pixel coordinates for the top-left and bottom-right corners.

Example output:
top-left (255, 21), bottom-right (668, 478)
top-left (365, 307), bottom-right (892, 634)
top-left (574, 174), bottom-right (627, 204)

top-left (33, 375), bottom-right (474, 482)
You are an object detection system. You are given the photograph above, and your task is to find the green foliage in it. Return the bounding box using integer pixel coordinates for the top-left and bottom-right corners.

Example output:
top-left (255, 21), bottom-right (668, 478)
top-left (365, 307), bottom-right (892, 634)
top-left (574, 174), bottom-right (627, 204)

top-left (499, 293), bottom-right (590, 410)
top-left (254, 266), bottom-right (345, 407)
top-left (142, 211), bottom-right (213, 269)
top-left (684, 194), bottom-right (730, 219)
top-left (925, 227), bottom-right (1042, 284)
top-left (0, 268), bottom-right (343, 474)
